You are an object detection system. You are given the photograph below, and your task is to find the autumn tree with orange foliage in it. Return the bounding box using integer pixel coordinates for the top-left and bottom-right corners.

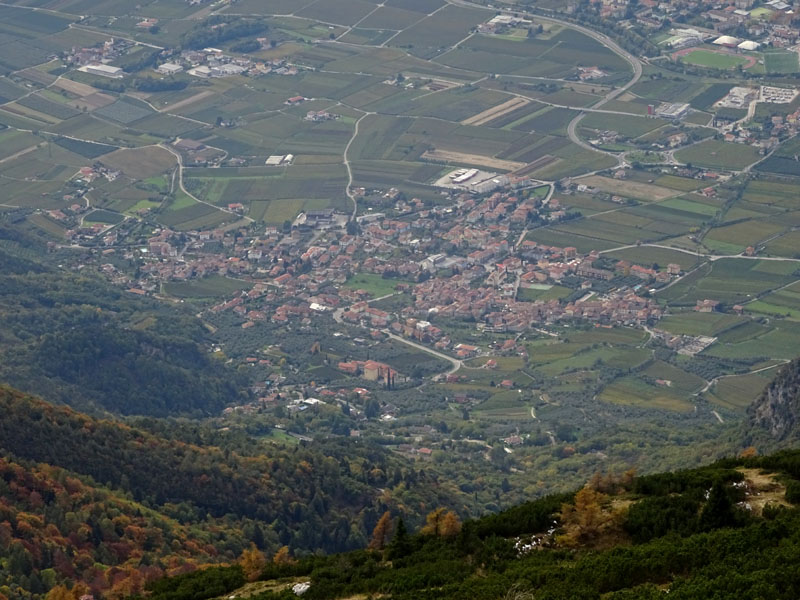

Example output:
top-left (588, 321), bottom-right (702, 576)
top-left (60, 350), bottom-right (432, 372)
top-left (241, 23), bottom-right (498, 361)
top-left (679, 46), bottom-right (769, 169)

top-left (557, 486), bottom-right (625, 548)
top-left (420, 508), bottom-right (461, 537)
top-left (239, 545), bottom-right (267, 582)
top-left (740, 446), bottom-right (758, 458)
top-left (272, 546), bottom-right (296, 566)
top-left (587, 469), bottom-right (636, 495)
top-left (368, 511), bottom-right (393, 551)
top-left (45, 586), bottom-right (71, 600)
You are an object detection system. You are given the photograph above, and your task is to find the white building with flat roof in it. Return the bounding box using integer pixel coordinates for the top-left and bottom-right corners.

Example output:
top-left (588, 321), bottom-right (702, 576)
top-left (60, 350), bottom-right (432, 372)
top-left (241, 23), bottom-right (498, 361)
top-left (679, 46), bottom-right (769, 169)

top-left (85, 64), bottom-right (124, 78)
top-left (157, 62), bottom-right (183, 75)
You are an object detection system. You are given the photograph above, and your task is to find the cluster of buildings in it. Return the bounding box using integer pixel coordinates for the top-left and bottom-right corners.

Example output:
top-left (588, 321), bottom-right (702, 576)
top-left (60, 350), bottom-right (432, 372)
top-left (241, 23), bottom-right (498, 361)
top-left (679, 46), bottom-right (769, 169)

top-left (337, 360), bottom-right (399, 385)
top-left (574, 0), bottom-right (800, 49)
top-left (67, 38), bottom-right (131, 79)
top-left (78, 160), bottom-right (701, 390)
top-left (158, 49), bottom-right (299, 78)
top-left (476, 14), bottom-right (533, 34)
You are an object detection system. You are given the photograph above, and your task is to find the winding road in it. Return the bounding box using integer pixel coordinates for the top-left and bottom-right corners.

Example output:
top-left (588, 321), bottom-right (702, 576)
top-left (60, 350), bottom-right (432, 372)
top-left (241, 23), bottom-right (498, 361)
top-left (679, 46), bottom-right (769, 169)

top-left (344, 111), bottom-right (372, 221)
top-left (159, 143), bottom-right (253, 223)
top-left (443, 0), bottom-right (644, 162)
top-left (382, 329), bottom-right (463, 375)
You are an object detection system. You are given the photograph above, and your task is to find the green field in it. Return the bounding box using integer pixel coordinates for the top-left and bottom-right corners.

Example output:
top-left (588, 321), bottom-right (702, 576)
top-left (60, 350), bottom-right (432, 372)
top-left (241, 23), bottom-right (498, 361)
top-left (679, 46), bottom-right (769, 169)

top-left (675, 140), bottom-right (761, 171)
top-left (84, 209), bottom-right (125, 225)
top-left (705, 221), bottom-right (786, 253)
top-left (679, 49), bottom-right (751, 70)
top-left (580, 113), bottom-right (666, 139)
top-left (599, 377), bottom-right (693, 411)
top-left (659, 258), bottom-right (800, 306)
top-left (706, 372), bottom-right (773, 411)
top-left (163, 275), bottom-right (252, 298)
top-left (764, 50), bottom-right (799, 74)
top-left (343, 273), bottom-right (409, 297)
top-left (658, 312), bottom-right (747, 337)
top-left (518, 284), bottom-right (571, 302)
top-left (604, 246), bottom-right (700, 271)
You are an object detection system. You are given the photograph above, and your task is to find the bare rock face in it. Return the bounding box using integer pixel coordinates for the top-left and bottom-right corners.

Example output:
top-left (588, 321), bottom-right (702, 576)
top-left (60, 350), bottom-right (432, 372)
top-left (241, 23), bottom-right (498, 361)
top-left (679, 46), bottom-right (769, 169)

top-left (748, 359), bottom-right (800, 441)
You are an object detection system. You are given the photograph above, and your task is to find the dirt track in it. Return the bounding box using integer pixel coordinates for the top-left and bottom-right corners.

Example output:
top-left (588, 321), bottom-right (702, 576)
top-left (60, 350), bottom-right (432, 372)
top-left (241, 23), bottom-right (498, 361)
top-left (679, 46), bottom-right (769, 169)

top-left (461, 97), bottom-right (529, 126)
top-left (422, 149), bottom-right (525, 171)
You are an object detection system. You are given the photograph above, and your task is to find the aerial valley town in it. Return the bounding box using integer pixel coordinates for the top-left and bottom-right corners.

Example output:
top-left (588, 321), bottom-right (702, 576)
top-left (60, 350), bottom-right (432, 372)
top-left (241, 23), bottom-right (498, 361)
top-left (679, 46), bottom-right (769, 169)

top-left (5, 0), bottom-right (800, 516)
top-left (7, 0), bottom-right (800, 597)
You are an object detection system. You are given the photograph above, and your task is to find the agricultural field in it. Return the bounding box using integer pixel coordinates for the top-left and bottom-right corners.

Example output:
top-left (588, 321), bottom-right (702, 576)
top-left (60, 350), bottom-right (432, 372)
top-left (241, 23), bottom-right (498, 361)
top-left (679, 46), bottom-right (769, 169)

top-left (704, 220), bottom-right (786, 254)
top-left (580, 113), bottom-right (666, 140)
top-left (0, 0), bottom-right (641, 232)
top-left (163, 275), bottom-right (253, 298)
top-left (675, 140), bottom-right (761, 171)
top-left (688, 83), bottom-right (734, 111)
top-left (658, 312), bottom-right (748, 337)
top-left (603, 246), bottom-right (700, 271)
top-left (599, 377), bottom-right (693, 412)
top-left (579, 176), bottom-right (678, 201)
top-left (743, 179), bottom-right (800, 209)
top-left (658, 258), bottom-right (800, 306)
top-left (745, 280), bottom-right (800, 319)
top-left (755, 137), bottom-right (800, 177)
top-left (705, 372), bottom-right (773, 411)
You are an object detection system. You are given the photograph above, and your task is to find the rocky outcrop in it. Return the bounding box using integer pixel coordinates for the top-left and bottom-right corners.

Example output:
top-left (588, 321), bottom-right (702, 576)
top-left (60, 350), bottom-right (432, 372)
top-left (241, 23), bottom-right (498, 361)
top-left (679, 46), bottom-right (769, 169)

top-left (748, 359), bottom-right (800, 442)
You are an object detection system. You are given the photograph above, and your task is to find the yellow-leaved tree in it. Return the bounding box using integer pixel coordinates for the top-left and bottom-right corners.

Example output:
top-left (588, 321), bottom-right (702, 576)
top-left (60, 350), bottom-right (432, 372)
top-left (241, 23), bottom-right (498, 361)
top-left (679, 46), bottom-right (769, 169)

top-left (273, 545), bottom-right (296, 566)
top-left (240, 545), bottom-right (267, 582)
top-left (421, 508), bottom-right (461, 537)
top-left (368, 511), bottom-right (393, 550)
top-left (45, 586), bottom-right (72, 600)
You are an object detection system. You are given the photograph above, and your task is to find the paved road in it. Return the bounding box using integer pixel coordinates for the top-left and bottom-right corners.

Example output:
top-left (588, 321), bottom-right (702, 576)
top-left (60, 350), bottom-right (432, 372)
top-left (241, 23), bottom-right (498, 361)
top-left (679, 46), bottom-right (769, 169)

top-left (382, 329), bottom-right (463, 375)
top-left (599, 242), bottom-right (800, 263)
top-left (159, 143), bottom-right (252, 222)
top-left (696, 360), bottom-right (788, 397)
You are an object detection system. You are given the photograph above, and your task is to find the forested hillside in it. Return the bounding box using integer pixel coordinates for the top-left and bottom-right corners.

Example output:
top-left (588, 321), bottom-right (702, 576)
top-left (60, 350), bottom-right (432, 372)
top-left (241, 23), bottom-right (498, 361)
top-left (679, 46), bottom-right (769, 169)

top-left (0, 387), bottom-right (467, 600)
top-left (146, 451), bottom-right (800, 600)
top-left (0, 454), bottom-right (233, 600)
top-left (0, 230), bottom-right (245, 417)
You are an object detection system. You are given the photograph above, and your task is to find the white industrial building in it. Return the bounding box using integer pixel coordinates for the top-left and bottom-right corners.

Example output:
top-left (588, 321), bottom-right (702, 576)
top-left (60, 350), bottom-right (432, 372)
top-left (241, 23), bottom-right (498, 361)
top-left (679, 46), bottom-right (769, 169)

top-left (157, 62), bottom-right (183, 75)
top-left (265, 154), bottom-right (294, 166)
top-left (85, 64), bottom-right (124, 79)
top-left (656, 102), bottom-right (690, 120)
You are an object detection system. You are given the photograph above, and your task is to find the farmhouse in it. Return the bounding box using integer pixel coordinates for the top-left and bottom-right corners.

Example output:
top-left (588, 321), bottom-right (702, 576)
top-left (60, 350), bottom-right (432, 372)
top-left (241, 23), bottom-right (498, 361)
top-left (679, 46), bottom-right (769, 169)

top-left (695, 299), bottom-right (721, 312)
